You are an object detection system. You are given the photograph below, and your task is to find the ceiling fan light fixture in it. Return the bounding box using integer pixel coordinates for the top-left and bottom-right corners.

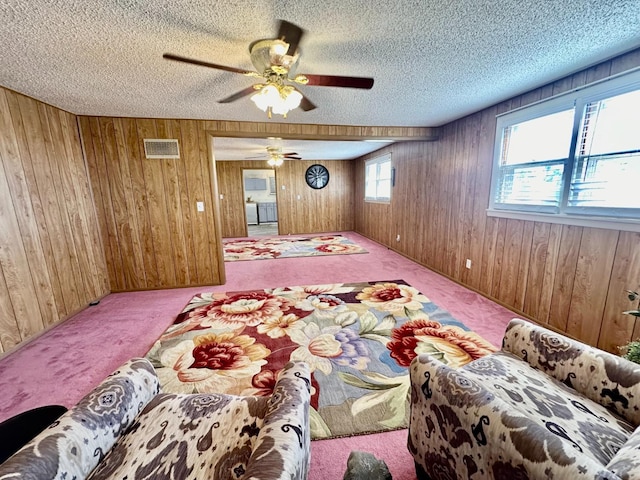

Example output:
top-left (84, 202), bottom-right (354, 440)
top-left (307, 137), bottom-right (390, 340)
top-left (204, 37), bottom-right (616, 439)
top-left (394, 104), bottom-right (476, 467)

top-left (250, 83), bottom-right (302, 118)
top-left (251, 84), bottom-right (280, 112)
top-left (284, 88), bottom-right (303, 109)
top-left (267, 156), bottom-right (284, 167)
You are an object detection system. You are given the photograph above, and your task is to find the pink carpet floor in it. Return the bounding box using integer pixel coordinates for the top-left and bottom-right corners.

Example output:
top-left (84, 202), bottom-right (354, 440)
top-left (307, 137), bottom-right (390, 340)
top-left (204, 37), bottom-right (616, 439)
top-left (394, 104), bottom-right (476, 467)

top-left (0, 231), bottom-right (516, 479)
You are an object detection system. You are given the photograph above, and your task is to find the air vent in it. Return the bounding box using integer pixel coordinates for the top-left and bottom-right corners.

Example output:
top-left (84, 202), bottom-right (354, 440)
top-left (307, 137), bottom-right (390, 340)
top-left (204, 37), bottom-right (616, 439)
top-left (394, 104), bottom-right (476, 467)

top-left (143, 139), bottom-right (180, 159)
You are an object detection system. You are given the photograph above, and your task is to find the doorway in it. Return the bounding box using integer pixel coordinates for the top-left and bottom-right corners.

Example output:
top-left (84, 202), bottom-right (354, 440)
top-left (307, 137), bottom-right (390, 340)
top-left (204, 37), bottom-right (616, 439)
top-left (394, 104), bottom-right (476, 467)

top-left (243, 169), bottom-right (278, 237)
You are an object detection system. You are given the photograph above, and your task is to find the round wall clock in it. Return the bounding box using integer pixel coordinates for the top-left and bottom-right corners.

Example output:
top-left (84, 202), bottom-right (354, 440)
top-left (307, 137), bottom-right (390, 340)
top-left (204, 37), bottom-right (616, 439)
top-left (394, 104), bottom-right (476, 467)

top-left (305, 164), bottom-right (330, 189)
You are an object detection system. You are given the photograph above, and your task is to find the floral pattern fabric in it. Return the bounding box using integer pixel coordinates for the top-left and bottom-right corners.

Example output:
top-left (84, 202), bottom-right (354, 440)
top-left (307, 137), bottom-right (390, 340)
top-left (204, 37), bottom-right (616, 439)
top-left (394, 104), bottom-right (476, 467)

top-left (146, 280), bottom-right (497, 439)
top-left (0, 359), bottom-right (311, 480)
top-left (408, 318), bottom-right (640, 480)
top-left (223, 235), bottom-right (368, 261)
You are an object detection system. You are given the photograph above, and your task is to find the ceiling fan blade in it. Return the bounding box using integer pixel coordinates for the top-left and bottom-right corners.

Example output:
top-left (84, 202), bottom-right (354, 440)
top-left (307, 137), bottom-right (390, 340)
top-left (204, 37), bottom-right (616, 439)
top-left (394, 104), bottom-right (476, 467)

top-left (277, 20), bottom-right (304, 56)
top-left (163, 53), bottom-right (254, 75)
top-left (282, 152), bottom-right (298, 156)
top-left (285, 155), bottom-right (302, 160)
top-left (299, 95), bottom-right (317, 111)
top-left (218, 86), bottom-right (256, 103)
top-left (301, 74), bottom-right (374, 89)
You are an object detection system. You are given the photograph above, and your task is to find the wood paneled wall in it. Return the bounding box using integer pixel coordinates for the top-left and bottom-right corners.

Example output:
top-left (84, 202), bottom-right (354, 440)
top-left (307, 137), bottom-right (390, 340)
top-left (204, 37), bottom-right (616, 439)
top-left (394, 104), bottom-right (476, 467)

top-left (354, 48), bottom-right (640, 353)
top-left (271, 159), bottom-right (355, 235)
top-left (216, 159), bottom-right (355, 237)
top-left (79, 118), bottom-right (418, 291)
top-left (0, 87), bottom-right (109, 353)
top-left (78, 118), bottom-right (225, 291)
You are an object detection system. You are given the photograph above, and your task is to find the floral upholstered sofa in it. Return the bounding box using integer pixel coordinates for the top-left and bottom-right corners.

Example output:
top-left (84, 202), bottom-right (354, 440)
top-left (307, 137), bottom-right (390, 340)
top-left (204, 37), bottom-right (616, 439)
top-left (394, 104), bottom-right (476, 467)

top-left (0, 357), bottom-right (311, 480)
top-left (408, 318), bottom-right (640, 480)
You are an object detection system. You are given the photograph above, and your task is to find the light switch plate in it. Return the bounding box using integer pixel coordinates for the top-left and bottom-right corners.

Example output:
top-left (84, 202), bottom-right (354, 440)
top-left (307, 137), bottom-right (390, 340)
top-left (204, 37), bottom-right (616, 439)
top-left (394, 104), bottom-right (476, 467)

top-left (197, 201), bottom-right (205, 212)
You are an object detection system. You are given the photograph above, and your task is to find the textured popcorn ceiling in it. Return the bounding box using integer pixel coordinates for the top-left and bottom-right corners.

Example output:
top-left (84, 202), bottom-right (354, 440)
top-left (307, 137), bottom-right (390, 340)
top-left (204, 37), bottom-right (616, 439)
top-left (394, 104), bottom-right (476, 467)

top-left (1, 0), bottom-right (640, 159)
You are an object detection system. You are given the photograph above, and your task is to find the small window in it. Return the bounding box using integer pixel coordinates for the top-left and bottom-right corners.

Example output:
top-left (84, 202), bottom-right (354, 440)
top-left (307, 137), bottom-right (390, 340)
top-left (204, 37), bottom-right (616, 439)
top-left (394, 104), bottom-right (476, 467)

top-left (490, 69), bottom-right (640, 228)
top-left (365, 153), bottom-right (392, 203)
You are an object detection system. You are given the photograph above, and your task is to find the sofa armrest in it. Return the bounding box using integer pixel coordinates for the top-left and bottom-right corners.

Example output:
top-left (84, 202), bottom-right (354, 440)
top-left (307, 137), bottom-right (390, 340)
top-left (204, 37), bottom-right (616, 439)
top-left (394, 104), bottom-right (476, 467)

top-left (408, 354), bottom-right (618, 479)
top-left (607, 424), bottom-right (640, 480)
top-left (0, 358), bottom-right (159, 480)
top-left (243, 361), bottom-right (311, 480)
top-left (502, 318), bottom-right (640, 425)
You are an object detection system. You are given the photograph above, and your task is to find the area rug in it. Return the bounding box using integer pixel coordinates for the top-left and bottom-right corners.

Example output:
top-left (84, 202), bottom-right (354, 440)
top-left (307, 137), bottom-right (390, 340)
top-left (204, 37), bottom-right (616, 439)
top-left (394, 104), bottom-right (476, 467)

top-left (223, 234), bottom-right (368, 261)
top-left (145, 280), bottom-right (497, 440)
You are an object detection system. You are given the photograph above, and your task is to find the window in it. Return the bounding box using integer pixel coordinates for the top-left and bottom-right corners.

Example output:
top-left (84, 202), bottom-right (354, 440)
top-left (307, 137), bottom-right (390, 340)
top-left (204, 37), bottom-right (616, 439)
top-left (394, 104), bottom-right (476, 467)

top-left (569, 89), bottom-right (640, 211)
top-left (365, 153), bottom-right (392, 202)
top-left (490, 70), bottom-right (640, 228)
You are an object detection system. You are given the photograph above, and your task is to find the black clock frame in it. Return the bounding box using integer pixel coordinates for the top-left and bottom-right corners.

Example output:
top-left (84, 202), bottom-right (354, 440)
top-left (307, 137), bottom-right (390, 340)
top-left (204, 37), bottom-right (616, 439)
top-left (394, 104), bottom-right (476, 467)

top-left (305, 164), bottom-right (330, 189)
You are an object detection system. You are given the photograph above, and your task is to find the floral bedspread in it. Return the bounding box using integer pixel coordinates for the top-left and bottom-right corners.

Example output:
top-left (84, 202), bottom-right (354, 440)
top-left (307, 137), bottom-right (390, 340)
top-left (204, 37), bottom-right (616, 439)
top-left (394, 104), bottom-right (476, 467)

top-left (145, 280), bottom-right (496, 439)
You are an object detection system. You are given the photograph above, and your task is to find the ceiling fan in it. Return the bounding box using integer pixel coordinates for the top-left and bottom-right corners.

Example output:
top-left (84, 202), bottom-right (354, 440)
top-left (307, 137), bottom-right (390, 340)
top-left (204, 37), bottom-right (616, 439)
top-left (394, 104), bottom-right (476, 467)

top-left (248, 146), bottom-right (301, 166)
top-left (163, 20), bottom-right (374, 118)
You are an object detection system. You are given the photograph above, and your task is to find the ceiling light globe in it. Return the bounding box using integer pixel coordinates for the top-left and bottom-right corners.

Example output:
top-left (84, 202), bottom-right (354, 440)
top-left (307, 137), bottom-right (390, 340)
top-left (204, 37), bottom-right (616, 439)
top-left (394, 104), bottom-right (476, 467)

top-left (271, 102), bottom-right (290, 116)
top-left (250, 84), bottom-right (280, 112)
top-left (285, 89), bottom-right (303, 110)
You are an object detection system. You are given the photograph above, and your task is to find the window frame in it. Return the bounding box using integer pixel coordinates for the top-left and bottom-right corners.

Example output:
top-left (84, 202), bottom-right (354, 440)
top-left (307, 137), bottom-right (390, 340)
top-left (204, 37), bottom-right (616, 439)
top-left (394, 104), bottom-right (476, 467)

top-left (364, 153), bottom-right (393, 203)
top-left (488, 69), bottom-right (640, 232)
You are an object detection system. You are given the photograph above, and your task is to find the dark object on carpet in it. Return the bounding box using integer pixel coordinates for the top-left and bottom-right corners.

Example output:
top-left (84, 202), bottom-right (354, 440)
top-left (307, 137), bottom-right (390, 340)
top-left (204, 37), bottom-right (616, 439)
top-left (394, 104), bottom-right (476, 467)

top-left (343, 450), bottom-right (392, 480)
top-left (0, 404), bottom-right (67, 464)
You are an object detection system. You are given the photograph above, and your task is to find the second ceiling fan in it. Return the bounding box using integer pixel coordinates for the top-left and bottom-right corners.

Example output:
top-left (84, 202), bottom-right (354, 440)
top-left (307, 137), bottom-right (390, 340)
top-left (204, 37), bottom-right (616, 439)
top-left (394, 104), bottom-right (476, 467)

top-left (163, 20), bottom-right (374, 118)
top-left (247, 146), bottom-right (301, 167)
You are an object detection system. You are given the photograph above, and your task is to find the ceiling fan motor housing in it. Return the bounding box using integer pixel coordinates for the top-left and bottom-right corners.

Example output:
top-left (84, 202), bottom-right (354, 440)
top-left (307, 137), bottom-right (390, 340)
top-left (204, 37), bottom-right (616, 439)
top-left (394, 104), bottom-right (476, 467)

top-left (250, 39), bottom-right (299, 76)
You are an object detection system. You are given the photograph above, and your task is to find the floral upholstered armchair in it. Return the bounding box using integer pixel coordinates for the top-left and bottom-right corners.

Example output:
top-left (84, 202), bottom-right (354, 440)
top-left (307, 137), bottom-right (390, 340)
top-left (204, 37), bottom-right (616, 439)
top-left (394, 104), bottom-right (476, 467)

top-left (408, 318), bottom-right (640, 480)
top-left (0, 358), bottom-right (311, 480)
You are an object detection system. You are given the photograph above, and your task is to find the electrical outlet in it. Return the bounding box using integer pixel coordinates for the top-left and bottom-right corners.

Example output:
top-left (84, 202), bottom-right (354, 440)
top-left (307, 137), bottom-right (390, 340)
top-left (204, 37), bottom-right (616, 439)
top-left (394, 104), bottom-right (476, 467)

top-left (396, 234), bottom-right (400, 242)
top-left (465, 259), bottom-right (472, 269)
